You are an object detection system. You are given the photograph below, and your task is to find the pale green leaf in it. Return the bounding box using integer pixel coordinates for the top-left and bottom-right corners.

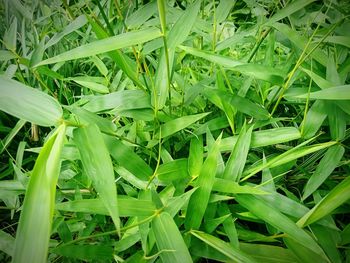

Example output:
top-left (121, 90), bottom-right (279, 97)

top-left (36, 28), bottom-right (162, 66)
top-left (0, 76), bottom-right (63, 127)
top-left (12, 124), bottom-right (66, 263)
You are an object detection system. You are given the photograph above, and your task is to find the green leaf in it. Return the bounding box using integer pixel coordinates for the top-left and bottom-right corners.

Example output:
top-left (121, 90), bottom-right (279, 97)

top-left (303, 145), bottom-right (345, 200)
top-left (203, 88), bottom-right (270, 120)
top-left (298, 176), bottom-right (350, 227)
top-left (12, 124), bottom-right (66, 263)
top-left (73, 124), bottom-right (120, 234)
top-left (190, 230), bottom-right (256, 263)
top-left (35, 28), bottom-right (162, 66)
top-left (265, 0), bottom-right (316, 26)
top-left (105, 136), bottom-right (153, 181)
top-left (70, 79), bottom-right (109, 94)
top-left (242, 141), bottom-right (337, 182)
top-left (301, 100), bottom-right (328, 139)
top-left (235, 194), bottom-right (328, 259)
top-left (68, 107), bottom-right (116, 134)
top-left (160, 112), bottom-right (210, 138)
top-left (83, 90), bottom-right (151, 113)
top-left (240, 242), bottom-right (299, 263)
top-left (53, 245), bottom-right (113, 261)
top-left (3, 18), bottom-right (17, 51)
top-left (153, 0), bottom-right (201, 109)
top-left (179, 45), bottom-right (284, 84)
top-left (212, 178), bottom-right (268, 195)
top-left (55, 196), bottom-right (155, 217)
top-left (223, 125), bottom-right (253, 181)
top-left (295, 85), bottom-right (350, 100)
top-left (220, 127), bottom-right (301, 151)
top-left (87, 16), bottom-right (144, 88)
top-left (0, 50), bottom-right (17, 61)
top-left (0, 230), bottom-right (14, 257)
top-left (185, 134), bottom-right (221, 230)
top-left (0, 76), bottom-right (63, 127)
top-left (272, 23), bottom-right (327, 66)
top-left (152, 212), bottom-right (192, 263)
top-left (188, 135), bottom-right (203, 178)
top-left (125, 1), bottom-right (157, 28)
top-left (45, 15), bottom-right (87, 49)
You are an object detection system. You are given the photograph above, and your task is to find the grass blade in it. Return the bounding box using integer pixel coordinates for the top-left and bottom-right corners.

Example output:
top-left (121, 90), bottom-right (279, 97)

top-left (12, 124), bottom-right (66, 263)
top-left (36, 28), bottom-right (162, 66)
top-left (0, 76), bottom-right (63, 127)
top-left (73, 124), bottom-right (120, 234)
top-left (152, 212), bottom-right (192, 263)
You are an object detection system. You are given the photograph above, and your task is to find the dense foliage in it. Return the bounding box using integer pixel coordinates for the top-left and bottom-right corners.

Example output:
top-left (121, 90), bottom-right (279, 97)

top-left (0, 0), bottom-right (350, 262)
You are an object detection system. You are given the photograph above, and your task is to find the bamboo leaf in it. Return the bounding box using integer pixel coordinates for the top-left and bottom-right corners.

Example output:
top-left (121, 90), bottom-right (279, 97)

top-left (220, 127), bottom-right (301, 151)
top-left (36, 28), bottom-right (162, 66)
top-left (185, 134), bottom-right (221, 230)
top-left (82, 90), bottom-right (151, 113)
top-left (235, 194), bottom-right (328, 260)
top-left (203, 88), bottom-right (270, 120)
top-left (298, 176), bottom-right (350, 227)
top-left (105, 136), bottom-right (153, 181)
top-left (55, 196), bottom-right (155, 217)
top-left (153, 0), bottom-right (201, 109)
top-left (0, 230), bottom-right (14, 257)
top-left (152, 212), bottom-right (192, 263)
top-left (223, 125), bottom-right (253, 181)
top-left (0, 76), bottom-right (63, 127)
top-left (53, 245), bottom-right (113, 261)
top-left (73, 124), bottom-right (120, 234)
top-left (12, 124), bottom-right (66, 263)
top-left (190, 230), bottom-right (256, 263)
top-left (179, 45), bottom-right (284, 84)
top-left (265, 0), bottom-right (316, 26)
top-left (45, 15), bottom-right (87, 49)
top-left (295, 85), bottom-right (350, 100)
top-left (303, 145), bottom-right (345, 200)
top-left (160, 112), bottom-right (210, 138)
top-left (242, 141), bottom-right (337, 182)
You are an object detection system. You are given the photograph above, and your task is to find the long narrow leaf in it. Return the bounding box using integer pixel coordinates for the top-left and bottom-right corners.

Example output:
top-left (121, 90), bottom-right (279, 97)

top-left (36, 28), bottom-right (162, 66)
top-left (73, 124), bottom-right (120, 234)
top-left (0, 76), bottom-right (62, 127)
top-left (298, 176), bottom-right (350, 227)
top-left (12, 124), bottom-right (66, 263)
top-left (152, 212), bottom-right (192, 263)
top-left (235, 194), bottom-right (328, 260)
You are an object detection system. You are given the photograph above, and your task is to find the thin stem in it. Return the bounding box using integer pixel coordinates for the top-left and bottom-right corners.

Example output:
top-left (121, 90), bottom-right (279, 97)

top-left (270, 21), bottom-right (338, 116)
